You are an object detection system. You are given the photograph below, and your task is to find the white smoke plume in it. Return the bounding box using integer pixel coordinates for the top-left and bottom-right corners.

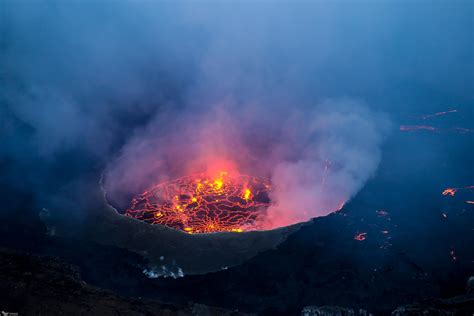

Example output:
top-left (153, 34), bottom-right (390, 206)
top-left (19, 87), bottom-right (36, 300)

top-left (3, 1), bottom-right (467, 228)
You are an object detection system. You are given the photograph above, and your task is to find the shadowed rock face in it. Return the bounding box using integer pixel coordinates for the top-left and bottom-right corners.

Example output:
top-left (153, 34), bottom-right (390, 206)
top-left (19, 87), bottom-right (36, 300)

top-left (1, 130), bottom-right (472, 315)
top-left (81, 204), bottom-right (303, 275)
top-left (467, 277), bottom-right (474, 295)
top-left (41, 173), bottom-right (304, 275)
top-left (302, 305), bottom-right (372, 316)
top-left (0, 249), bottom-right (254, 316)
top-left (390, 296), bottom-right (474, 316)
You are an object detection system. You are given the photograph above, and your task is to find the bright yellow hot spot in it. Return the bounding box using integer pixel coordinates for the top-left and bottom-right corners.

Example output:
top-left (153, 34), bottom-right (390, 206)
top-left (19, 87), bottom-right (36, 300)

top-left (213, 178), bottom-right (223, 190)
top-left (244, 189), bottom-right (251, 201)
top-left (212, 171), bottom-right (228, 191)
top-left (184, 227), bottom-right (193, 231)
top-left (231, 228), bottom-right (243, 233)
top-left (191, 197), bottom-right (197, 202)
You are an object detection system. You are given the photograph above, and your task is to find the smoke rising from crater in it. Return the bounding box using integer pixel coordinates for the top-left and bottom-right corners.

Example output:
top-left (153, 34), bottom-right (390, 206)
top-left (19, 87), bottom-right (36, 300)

top-left (101, 4), bottom-right (391, 228)
top-left (104, 96), bottom-right (390, 228)
top-left (1, 1), bottom-right (469, 227)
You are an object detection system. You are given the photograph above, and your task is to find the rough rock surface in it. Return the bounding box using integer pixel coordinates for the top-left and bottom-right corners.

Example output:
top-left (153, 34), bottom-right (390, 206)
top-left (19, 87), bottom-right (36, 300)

top-left (391, 304), bottom-right (455, 316)
top-left (467, 276), bottom-right (474, 295)
top-left (1, 134), bottom-right (474, 315)
top-left (301, 305), bottom-right (372, 316)
top-left (0, 248), bottom-right (253, 316)
top-left (390, 277), bottom-right (474, 316)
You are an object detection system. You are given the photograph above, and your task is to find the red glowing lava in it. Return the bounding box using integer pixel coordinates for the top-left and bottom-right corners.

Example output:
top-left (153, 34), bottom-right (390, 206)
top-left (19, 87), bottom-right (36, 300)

top-left (354, 232), bottom-right (367, 241)
top-left (442, 188), bottom-right (457, 196)
top-left (125, 171), bottom-right (272, 233)
top-left (418, 109), bottom-right (458, 120)
top-left (442, 186), bottom-right (474, 197)
top-left (401, 109), bottom-right (473, 133)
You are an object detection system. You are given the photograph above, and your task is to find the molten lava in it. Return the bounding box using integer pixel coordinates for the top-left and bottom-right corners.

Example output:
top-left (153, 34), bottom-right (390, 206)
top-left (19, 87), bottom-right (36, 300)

top-left (418, 109), bottom-right (458, 120)
top-left (442, 186), bottom-right (474, 197)
top-left (125, 171), bottom-right (272, 233)
top-left (442, 188), bottom-right (457, 196)
top-left (354, 232), bottom-right (367, 241)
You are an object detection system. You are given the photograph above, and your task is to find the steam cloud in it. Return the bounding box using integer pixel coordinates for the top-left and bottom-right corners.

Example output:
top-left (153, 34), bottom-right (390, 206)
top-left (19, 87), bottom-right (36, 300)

top-left (2, 1), bottom-right (468, 228)
top-left (105, 97), bottom-right (389, 228)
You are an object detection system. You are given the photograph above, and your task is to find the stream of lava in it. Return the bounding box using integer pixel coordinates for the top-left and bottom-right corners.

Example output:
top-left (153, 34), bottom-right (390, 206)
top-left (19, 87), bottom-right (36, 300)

top-left (400, 125), bottom-right (473, 133)
top-left (418, 109), bottom-right (458, 120)
top-left (400, 109), bottom-right (473, 133)
top-left (125, 171), bottom-right (272, 233)
top-left (442, 186), bottom-right (474, 205)
top-left (442, 186), bottom-right (474, 197)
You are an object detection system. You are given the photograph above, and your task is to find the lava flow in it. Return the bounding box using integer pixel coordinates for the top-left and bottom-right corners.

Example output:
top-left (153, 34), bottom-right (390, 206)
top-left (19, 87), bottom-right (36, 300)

top-left (354, 232), bottom-right (367, 241)
top-left (418, 109), bottom-right (458, 120)
top-left (125, 171), bottom-right (272, 234)
top-left (442, 186), bottom-right (474, 197)
top-left (400, 125), bottom-right (473, 133)
top-left (400, 125), bottom-right (437, 132)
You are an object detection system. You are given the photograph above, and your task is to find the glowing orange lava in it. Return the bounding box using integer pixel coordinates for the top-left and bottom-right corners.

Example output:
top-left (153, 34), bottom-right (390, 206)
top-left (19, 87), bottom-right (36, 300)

top-left (125, 171), bottom-right (272, 233)
top-left (442, 188), bottom-right (457, 196)
top-left (442, 186), bottom-right (474, 197)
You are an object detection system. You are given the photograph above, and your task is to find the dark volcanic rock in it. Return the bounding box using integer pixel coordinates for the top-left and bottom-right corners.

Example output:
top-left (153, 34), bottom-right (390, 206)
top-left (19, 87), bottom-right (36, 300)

top-left (1, 131), bottom-right (473, 315)
top-left (302, 305), bottom-right (373, 316)
top-left (467, 276), bottom-right (474, 295)
top-left (391, 304), bottom-right (455, 316)
top-left (390, 277), bottom-right (474, 316)
top-left (0, 248), bottom-right (252, 316)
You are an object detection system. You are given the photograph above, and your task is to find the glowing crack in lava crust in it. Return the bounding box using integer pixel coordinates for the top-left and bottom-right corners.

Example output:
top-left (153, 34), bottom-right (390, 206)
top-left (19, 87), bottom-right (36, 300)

top-left (125, 172), bottom-right (272, 233)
